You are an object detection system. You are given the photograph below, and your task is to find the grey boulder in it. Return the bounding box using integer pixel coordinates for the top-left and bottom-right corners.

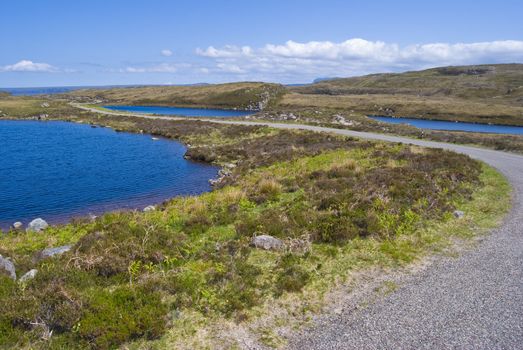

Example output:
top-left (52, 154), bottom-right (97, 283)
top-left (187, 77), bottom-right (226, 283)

top-left (26, 218), bottom-right (49, 233)
top-left (19, 269), bottom-right (38, 283)
top-left (34, 245), bottom-right (73, 262)
top-left (453, 210), bottom-right (465, 219)
top-left (143, 205), bottom-right (156, 212)
top-left (250, 235), bottom-right (284, 251)
top-left (12, 222), bottom-right (23, 230)
top-left (0, 254), bottom-right (16, 280)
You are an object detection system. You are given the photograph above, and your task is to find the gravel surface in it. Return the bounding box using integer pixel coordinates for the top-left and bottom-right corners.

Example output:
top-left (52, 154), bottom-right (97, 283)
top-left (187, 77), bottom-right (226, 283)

top-left (76, 105), bottom-right (523, 349)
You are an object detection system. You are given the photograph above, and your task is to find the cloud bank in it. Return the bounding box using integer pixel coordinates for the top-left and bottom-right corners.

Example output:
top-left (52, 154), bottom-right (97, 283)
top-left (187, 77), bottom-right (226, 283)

top-left (196, 39), bottom-right (523, 81)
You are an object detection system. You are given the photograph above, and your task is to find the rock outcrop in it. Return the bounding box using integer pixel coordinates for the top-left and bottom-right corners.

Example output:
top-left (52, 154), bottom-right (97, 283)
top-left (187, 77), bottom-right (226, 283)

top-left (333, 114), bottom-right (355, 126)
top-left (26, 218), bottom-right (49, 233)
top-left (143, 205), bottom-right (156, 212)
top-left (250, 235), bottom-right (284, 251)
top-left (0, 255), bottom-right (16, 280)
top-left (34, 245), bottom-right (73, 262)
top-left (19, 269), bottom-right (38, 283)
top-left (12, 222), bottom-right (23, 230)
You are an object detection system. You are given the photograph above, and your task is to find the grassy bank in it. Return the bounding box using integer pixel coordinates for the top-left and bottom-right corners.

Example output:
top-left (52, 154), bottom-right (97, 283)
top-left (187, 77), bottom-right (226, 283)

top-left (0, 113), bottom-right (511, 349)
top-left (283, 64), bottom-right (523, 129)
top-left (280, 92), bottom-right (523, 126)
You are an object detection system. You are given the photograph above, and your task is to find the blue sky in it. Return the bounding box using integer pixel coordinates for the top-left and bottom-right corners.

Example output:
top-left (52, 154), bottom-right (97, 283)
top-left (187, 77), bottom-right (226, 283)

top-left (1, 0), bottom-right (522, 87)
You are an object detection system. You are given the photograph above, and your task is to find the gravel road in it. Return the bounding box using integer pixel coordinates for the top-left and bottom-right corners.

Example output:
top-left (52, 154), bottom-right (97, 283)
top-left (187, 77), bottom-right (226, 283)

top-left (75, 105), bottom-right (523, 349)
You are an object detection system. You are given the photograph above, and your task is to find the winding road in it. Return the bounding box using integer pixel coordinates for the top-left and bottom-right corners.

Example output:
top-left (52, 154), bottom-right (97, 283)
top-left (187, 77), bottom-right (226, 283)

top-left (76, 104), bottom-right (523, 349)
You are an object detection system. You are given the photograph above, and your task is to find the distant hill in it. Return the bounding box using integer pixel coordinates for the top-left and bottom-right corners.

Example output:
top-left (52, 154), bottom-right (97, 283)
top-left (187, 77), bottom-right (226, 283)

top-left (292, 64), bottom-right (523, 106)
top-left (66, 82), bottom-right (285, 110)
top-left (312, 77), bottom-right (342, 84)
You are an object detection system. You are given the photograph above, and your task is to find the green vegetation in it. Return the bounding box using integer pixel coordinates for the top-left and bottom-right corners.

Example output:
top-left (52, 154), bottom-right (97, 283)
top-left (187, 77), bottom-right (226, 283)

top-left (290, 63), bottom-right (523, 124)
top-left (0, 96), bottom-right (78, 119)
top-left (0, 114), bottom-right (510, 349)
top-left (279, 91), bottom-right (523, 126)
top-left (294, 64), bottom-right (523, 103)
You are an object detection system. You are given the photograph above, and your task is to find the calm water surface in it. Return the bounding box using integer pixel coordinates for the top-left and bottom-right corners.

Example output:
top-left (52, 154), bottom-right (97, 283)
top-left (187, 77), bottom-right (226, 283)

top-left (0, 120), bottom-right (218, 229)
top-left (104, 105), bottom-right (254, 117)
top-left (370, 116), bottom-right (523, 135)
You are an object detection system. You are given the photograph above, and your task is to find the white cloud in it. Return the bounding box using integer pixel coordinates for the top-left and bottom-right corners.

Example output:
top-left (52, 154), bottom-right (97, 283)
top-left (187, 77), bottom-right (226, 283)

top-left (195, 39), bottom-right (523, 81)
top-left (263, 39), bottom-right (398, 60)
top-left (122, 63), bottom-right (179, 73)
top-left (161, 49), bottom-right (173, 57)
top-left (1, 60), bottom-right (58, 72)
top-left (216, 63), bottom-right (246, 74)
top-left (196, 45), bottom-right (252, 58)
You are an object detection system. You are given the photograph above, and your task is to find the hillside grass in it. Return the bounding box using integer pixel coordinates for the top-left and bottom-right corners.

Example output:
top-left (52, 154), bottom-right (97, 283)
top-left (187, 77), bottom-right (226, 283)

top-left (0, 96), bottom-right (78, 118)
top-left (0, 114), bottom-right (511, 349)
top-left (291, 64), bottom-right (523, 106)
top-left (286, 64), bottom-right (523, 127)
top-left (65, 82), bottom-right (285, 110)
top-left (280, 92), bottom-right (523, 126)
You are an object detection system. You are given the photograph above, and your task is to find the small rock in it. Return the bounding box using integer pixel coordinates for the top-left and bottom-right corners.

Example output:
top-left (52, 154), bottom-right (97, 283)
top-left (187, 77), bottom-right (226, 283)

top-left (41, 102), bottom-right (50, 108)
top-left (26, 218), bottom-right (48, 233)
top-left (333, 114), bottom-right (354, 126)
top-left (0, 254), bottom-right (16, 280)
top-left (209, 178), bottom-right (221, 186)
top-left (19, 269), bottom-right (38, 283)
top-left (12, 222), bottom-right (23, 230)
top-left (453, 210), bottom-right (465, 219)
top-left (35, 245), bottom-right (73, 262)
top-left (250, 235), bottom-right (284, 251)
top-left (143, 205), bottom-right (156, 212)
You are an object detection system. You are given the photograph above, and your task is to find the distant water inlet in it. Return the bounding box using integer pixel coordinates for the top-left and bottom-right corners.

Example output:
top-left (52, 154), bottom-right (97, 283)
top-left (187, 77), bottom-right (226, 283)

top-left (0, 121), bottom-right (219, 230)
top-left (104, 105), bottom-right (254, 117)
top-left (370, 116), bottom-right (523, 135)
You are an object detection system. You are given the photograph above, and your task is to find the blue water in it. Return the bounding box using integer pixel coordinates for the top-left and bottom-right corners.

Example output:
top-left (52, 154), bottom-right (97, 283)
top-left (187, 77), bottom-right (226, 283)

top-left (104, 105), bottom-right (254, 117)
top-left (370, 116), bottom-right (523, 135)
top-left (0, 120), bottom-right (218, 229)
